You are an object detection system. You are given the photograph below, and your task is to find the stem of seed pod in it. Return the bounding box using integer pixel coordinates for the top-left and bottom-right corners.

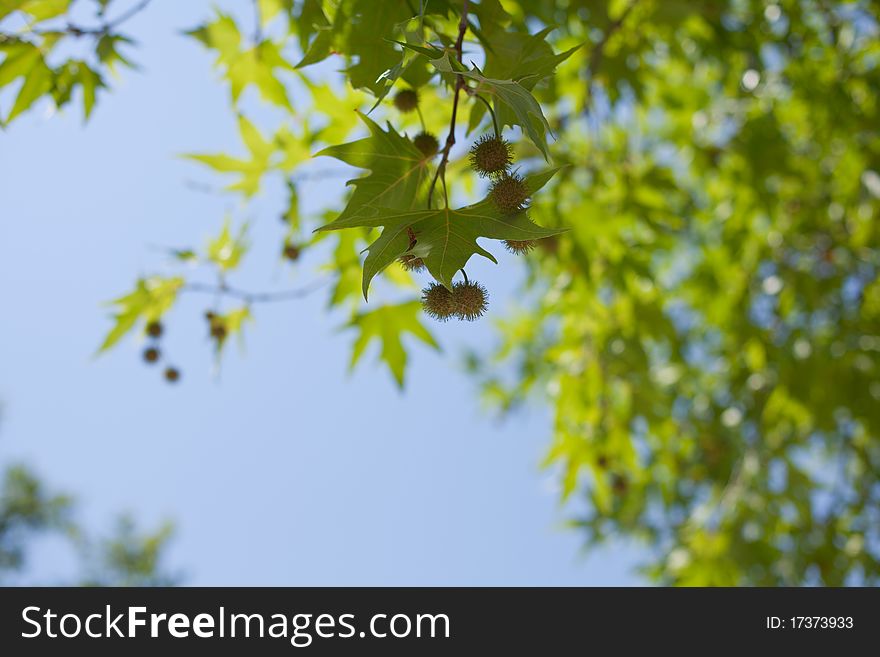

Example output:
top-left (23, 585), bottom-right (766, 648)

top-left (474, 93), bottom-right (499, 138)
top-left (416, 105), bottom-right (427, 131)
top-left (427, 0), bottom-right (469, 209)
top-left (460, 268), bottom-right (469, 284)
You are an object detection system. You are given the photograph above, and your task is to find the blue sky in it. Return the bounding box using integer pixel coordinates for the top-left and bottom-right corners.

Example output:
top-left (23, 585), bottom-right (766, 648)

top-left (0, 1), bottom-right (641, 585)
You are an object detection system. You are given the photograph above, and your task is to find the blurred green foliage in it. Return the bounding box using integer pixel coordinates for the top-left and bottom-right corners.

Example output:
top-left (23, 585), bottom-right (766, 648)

top-left (2, 0), bottom-right (878, 585)
top-left (0, 462), bottom-right (178, 586)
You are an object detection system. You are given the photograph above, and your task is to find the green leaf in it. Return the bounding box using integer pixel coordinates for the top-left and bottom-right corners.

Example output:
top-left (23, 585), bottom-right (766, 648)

top-left (185, 153), bottom-right (251, 173)
top-left (184, 116), bottom-right (275, 196)
top-left (468, 28), bottom-right (582, 133)
top-left (367, 16), bottom-right (430, 111)
top-left (484, 27), bottom-right (581, 84)
top-left (315, 111), bottom-right (432, 224)
top-left (409, 48), bottom-right (558, 159)
top-left (347, 301), bottom-right (439, 387)
top-left (98, 277), bottom-right (184, 353)
top-left (96, 34), bottom-right (136, 71)
top-left (211, 306), bottom-right (252, 357)
top-left (304, 80), bottom-right (362, 145)
top-left (188, 14), bottom-right (294, 109)
top-left (237, 114), bottom-right (272, 160)
top-left (281, 179), bottom-right (300, 232)
top-left (171, 248), bottom-right (198, 263)
top-left (319, 168), bottom-right (567, 297)
top-left (295, 0), bottom-right (331, 53)
top-left (15, 0), bottom-right (70, 22)
top-left (339, 0), bottom-right (415, 96)
top-left (5, 58), bottom-right (52, 124)
top-left (78, 64), bottom-right (104, 119)
top-left (0, 1), bottom-right (27, 20)
top-left (273, 125), bottom-right (310, 170)
top-left (206, 218), bottom-right (249, 271)
top-left (295, 26), bottom-right (334, 68)
top-left (186, 12), bottom-right (242, 64)
top-left (0, 42), bottom-right (42, 87)
top-left (257, 0), bottom-right (288, 26)
top-left (227, 41), bottom-right (295, 109)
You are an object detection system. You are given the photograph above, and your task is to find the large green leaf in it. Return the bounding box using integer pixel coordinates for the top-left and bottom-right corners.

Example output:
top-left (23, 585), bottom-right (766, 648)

top-left (405, 47), bottom-right (561, 159)
top-left (340, 0), bottom-right (420, 96)
top-left (319, 168), bottom-right (566, 297)
top-left (467, 27), bottom-right (582, 133)
top-left (315, 112), bottom-right (432, 223)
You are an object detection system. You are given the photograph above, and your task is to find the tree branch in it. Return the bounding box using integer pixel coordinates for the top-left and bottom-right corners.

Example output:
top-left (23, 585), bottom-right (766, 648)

top-left (14, 0), bottom-right (153, 38)
top-left (182, 279), bottom-right (329, 305)
top-left (427, 0), bottom-right (470, 209)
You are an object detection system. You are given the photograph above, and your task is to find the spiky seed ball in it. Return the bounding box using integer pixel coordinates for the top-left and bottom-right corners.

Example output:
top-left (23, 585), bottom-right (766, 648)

top-left (399, 255), bottom-right (426, 272)
top-left (421, 282), bottom-right (456, 321)
top-left (283, 243), bottom-right (301, 261)
top-left (490, 174), bottom-right (529, 215)
top-left (164, 366), bottom-right (180, 383)
top-left (469, 135), bottom-right (512, 177)
top-left (504, 239), bottom-right (536, 255)
top-left (393, 89), bottom-right (418, 113)
top-left (204, 311), bottom-right (216, 321)
top-left (612, 474), bottom-right (628, 494)
top-left (452, 280), bottom-right (488, 321)
top-left (145, 321), bottom-right (163, 338)
top-left (413, 132), bottom-right (439, 158)
top-left (143, 347), bottom-right (160, 364)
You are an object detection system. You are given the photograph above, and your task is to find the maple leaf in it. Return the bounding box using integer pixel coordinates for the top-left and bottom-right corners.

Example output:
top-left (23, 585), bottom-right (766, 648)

top-left (314, 112), bottom-right (432, 223)
top-left (318, 168), bottom-right (567, 298)
top-left (400, 43), bottom-right (574, 161)
top-left (347, 301), bottom-right (439, 387)
top-left (466, 27), bottom-right (582, 134)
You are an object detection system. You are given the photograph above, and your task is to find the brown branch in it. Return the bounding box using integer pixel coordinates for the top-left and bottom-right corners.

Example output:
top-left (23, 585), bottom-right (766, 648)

top-left (182, 278), bottom-right (329, 305)
top-left (15, 0), bottom-right (153, 38)
top-left (427, 0), bottom-right (470, 209)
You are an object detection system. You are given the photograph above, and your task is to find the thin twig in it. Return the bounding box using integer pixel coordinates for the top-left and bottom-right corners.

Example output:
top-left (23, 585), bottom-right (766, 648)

top-left (15, 0), bottom-right (153, 38)
top-left (427, 0), bottom-right (470, 209)
top-left (104, 0), bottom-right (153, 31)
top-left (182, 278), bottom-right (329, 305)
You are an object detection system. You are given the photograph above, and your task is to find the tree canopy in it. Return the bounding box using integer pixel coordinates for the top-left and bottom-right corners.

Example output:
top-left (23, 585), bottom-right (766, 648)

top-left (2, 0), bottom-right (878, 585)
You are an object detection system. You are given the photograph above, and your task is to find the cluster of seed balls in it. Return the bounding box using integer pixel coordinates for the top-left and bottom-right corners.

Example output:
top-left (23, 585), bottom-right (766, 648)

top-left (471, 133), bottom-right (535, 254)
top-left (392, 90), bottom-right (538, 321)
top-left (141, 321), bottom-right (181, 383)
top-left (390, 89), bottom-right (539, 322)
